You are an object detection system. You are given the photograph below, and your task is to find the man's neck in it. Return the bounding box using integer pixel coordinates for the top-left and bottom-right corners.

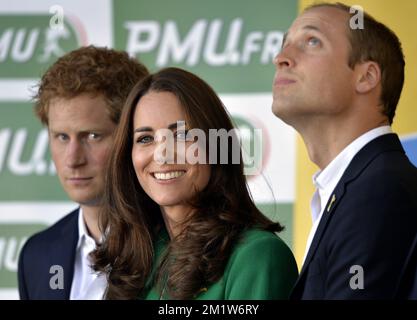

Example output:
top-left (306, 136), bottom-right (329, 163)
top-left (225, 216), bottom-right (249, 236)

top-left (80, 205), bottom-right (101, 243)
top-left (298, 117), bottom-right (389, 170)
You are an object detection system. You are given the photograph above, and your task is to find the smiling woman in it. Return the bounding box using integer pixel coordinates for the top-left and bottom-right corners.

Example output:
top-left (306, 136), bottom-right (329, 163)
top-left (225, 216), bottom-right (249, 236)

top-left (131, 90), bottom-right (211, 236)
top-left (92, 67), bottom-right (298, 300)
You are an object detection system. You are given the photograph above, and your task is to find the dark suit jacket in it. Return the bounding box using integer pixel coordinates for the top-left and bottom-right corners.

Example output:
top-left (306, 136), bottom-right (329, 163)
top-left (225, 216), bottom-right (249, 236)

top-left (395, 234), bottom-right (417, 299)
top-left (18, 208), bottom-right (79, 300)
top-left (291, 133), bottom-right (417, 299)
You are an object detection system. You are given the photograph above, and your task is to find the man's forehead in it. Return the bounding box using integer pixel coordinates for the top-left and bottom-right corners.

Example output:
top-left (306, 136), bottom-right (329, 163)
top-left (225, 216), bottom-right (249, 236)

top-left (289, 7), bottom-right (349, 34)
top-left (48, 118), bottom-right (115, 132)
top-left (48, 102), bottom-right (115, 131)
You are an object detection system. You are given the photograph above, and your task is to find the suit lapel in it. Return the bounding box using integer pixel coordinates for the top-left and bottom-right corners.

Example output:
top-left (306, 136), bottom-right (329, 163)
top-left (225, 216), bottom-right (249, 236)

top-left (61, 209), bottom-right (79, 299)
top-left (296, 185), bottom-right (345, 284)
top-left (48, 208), bottom-right (79, 299)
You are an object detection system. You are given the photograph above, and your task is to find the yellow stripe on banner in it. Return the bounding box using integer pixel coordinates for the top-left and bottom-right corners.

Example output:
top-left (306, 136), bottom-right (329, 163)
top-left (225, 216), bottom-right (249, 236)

top-left (294, 0), bottom-right (417, 269)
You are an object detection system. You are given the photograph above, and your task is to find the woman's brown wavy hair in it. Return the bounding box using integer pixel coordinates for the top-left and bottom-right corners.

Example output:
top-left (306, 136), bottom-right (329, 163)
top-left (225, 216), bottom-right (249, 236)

top-left (93, 67), bottom-right (283, 299)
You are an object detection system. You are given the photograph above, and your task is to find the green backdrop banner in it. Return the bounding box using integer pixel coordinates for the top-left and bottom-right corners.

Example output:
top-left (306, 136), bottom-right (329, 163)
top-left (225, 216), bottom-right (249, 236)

top-left (0, 0), bottom-right (297, 299)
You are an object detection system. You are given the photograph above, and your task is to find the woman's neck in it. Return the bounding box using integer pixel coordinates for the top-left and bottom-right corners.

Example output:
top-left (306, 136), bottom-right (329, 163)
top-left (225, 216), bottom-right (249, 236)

top-left (160, 204), bottom-right (193, 239)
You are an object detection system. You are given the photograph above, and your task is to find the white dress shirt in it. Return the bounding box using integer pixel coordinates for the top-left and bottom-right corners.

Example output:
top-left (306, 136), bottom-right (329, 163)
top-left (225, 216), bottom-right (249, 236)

top-left (302, 126), bottom-right (393, 265)
top-left (69, 208), bottom-right (107, 300)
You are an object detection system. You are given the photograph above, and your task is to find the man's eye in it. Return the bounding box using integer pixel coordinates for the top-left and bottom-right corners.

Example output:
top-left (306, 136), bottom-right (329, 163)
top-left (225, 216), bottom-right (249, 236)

top-left (136, 135), bottom-right (153, 144)
top-left (307, 37), bottom-right (321, 47)
top-left (88, 133), bottom-right (101, 140)
top-left (56, 133), bottom-right (68, 141)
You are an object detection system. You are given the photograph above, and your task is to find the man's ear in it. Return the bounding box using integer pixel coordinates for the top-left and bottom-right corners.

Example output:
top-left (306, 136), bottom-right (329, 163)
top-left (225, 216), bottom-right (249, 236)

top-left (355, 61), bottom-right (381, 94)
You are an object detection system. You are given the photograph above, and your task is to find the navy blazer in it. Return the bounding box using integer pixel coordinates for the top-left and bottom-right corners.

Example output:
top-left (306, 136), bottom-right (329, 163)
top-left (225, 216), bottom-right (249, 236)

top-left (395, 234), bottom-right (417, 299)
top-left (291, 133), bottom-right (417, 299)
top-left (18, 208), bottom-right (79, 300)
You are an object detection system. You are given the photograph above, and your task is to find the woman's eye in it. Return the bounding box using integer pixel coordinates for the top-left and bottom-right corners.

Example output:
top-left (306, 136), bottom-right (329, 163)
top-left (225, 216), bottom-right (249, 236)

top-left (175, 130), bottom-right (188, 141)
top-left (137, 135), bottom-right (153, 144)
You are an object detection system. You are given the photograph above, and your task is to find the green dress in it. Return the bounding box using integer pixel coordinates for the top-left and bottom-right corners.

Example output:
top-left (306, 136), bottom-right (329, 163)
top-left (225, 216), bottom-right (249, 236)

top-left (142, 228), bottom-right (299, 300)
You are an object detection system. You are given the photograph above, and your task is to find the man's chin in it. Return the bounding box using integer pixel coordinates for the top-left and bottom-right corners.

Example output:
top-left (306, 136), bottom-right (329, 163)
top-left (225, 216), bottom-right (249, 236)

top-left (67, 192), bottom-right (102, 207)
top-left (77, 199), bottom-right (102, 207)
top-left (272, 103), bottom-right (291, 122)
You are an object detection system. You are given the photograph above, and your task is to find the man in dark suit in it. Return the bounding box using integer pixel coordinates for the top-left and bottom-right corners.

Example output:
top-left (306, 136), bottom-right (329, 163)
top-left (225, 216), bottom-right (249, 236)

top-left (17, 46), bottom-right (148, 299)
top-left (272, 2), bottom-right (417, 299)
